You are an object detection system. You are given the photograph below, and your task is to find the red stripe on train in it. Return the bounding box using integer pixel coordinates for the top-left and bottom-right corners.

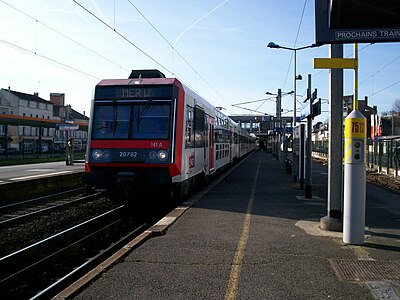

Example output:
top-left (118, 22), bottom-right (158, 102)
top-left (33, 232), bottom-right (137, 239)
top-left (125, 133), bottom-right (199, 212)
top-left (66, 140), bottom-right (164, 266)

top-left (90, 140), bottom-right (170, 149)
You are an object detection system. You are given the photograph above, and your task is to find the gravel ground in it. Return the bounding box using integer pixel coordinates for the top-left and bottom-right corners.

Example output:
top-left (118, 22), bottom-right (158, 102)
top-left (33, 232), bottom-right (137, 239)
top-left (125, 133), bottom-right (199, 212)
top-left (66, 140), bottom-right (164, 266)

top-left (315, 157), bottom-right (400, 194)
top-left (0, 196), bottom-right (118, 257)
top-left (366, 170), bottom-right (400, 194)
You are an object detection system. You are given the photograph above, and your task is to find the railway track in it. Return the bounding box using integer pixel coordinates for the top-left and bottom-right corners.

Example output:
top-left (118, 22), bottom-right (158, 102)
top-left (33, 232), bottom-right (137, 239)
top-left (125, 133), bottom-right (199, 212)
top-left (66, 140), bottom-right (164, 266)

top-left (314, 157), bottom-right (400, 194)
top-left (0, 188), bottom-right (99, 228)
top-left (0, 205), bottom-right (151, 299)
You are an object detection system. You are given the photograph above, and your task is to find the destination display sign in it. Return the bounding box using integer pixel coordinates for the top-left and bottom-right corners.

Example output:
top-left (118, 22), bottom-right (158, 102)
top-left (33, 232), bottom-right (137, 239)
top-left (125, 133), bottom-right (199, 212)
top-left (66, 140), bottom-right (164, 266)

top-left (315, 0), bottom-right (400, 44)
top-left (95, 86), bottom-right (172, 100)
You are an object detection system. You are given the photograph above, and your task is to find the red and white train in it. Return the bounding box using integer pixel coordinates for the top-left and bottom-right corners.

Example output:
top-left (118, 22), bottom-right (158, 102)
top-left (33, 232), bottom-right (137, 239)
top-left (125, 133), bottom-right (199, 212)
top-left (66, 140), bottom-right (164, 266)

top-left (83, 70), bottom-right (255, 200)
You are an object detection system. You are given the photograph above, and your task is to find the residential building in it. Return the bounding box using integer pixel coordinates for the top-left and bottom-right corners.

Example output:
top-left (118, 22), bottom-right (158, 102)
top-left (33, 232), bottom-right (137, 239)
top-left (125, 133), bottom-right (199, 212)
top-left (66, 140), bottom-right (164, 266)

top-left (50, 93), bottom-right (89, 151)
top-left (381, 112), bottom-right (400, 136)
top-left (0, 88), bottom-right (88, 153)
top-left (343, 95), bottom-right (378, 139)
top-left (0, 88), bottom-right (54, 152)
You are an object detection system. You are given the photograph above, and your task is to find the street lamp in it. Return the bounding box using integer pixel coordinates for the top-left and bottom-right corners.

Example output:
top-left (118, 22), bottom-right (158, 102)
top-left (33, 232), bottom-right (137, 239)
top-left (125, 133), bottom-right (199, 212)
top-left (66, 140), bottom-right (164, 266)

top-left (267, 41), bottom-right (319, 181)
top-left (265, 90), bottom-right (294, 163)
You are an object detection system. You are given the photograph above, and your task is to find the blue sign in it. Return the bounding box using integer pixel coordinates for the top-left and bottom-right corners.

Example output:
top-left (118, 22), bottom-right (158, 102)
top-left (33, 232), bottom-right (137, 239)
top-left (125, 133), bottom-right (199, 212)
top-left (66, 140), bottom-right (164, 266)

top-left (273, 127), bottom-right (293, 133)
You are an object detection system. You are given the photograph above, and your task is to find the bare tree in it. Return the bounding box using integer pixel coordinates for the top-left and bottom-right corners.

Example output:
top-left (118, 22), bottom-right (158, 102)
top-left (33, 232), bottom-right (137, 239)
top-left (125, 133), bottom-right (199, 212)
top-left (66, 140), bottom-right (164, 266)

top-left (392, 98), bottom-right (400, 113)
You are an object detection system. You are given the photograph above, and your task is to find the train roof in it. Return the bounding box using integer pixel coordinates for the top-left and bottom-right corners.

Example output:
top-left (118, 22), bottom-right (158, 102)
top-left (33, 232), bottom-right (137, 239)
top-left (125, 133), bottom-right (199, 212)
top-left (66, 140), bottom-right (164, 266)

top-left (96, 78), bottom-right (180, 87)
top-left (129, 69), bottom-right (165, 78)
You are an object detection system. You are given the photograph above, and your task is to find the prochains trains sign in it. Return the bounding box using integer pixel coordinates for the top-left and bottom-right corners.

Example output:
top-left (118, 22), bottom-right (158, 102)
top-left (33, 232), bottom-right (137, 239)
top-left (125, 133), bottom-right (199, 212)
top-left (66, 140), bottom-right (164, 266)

top-left (315, 0), bottom-right (400, 44)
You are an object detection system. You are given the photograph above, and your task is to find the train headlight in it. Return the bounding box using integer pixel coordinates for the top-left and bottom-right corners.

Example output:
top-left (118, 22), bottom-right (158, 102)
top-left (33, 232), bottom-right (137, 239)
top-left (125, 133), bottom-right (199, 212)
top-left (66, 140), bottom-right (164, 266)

top-left (158, 150), bottom-right (168, 161)
top-left (149, 151), bottom-right (158, 160)
top-left (91, 149), bottom-right (111, 161)
top-left (147, 150), bottom-right (168, 162)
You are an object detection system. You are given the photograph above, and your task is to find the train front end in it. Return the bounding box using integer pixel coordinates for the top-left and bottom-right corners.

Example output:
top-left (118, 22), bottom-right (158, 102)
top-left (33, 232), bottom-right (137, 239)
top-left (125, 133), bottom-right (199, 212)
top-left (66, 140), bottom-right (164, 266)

top-left (83, 71), bottom-right (184, 200)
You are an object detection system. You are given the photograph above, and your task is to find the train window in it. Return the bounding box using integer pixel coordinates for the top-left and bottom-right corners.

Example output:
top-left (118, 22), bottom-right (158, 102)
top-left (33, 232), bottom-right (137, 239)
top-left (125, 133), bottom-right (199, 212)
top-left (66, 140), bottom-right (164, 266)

top-left (92, 102), bottom-right (170, 140)
top-left (185, 106), bottom-right (194, 148)
top-left (194, 107), bottom-right (205, 148)
top-left (92, 105), bottom-right (131, 139)
top-left (195, 107), bottom-right (205, 131)
top-left (131, 104), bottom-right (170, 139)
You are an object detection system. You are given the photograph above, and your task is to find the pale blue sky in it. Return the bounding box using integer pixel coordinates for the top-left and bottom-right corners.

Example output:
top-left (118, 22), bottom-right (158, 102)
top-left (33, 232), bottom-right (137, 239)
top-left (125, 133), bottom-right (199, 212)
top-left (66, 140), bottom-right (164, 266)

top-left (1, 0), bottom-right (400, 123)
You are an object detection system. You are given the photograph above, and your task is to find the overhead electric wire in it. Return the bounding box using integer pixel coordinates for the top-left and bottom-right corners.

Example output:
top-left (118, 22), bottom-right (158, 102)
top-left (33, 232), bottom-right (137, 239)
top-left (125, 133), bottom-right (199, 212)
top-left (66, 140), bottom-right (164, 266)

top-left (282, 0), bottom-right (308, 91)
top-left (359, 54), bottom-right (400, 86)
top-left (70, 0), bottom-right (231, 109)
top-left (127, 1), bottom-right (177, 53)
top-left (232, 105), bottom-right (273, 116)
top-left (369, 79), bottom-right (400, 98)
top-left (293, 0), bottom-right (307, 48)
top-left (232, 98), bottom-right (275, 106)
top-left (343, 44), bottom-right (400, 96)
top-left (254, 93), bottom-right (293, 112)
top-left (72, 0), bottom-right (172, 75)
top-left (0, 38), bottom-right (100, 80)
top-left (126, 0), bottom-right (232, 108)
top-left (0, 0), bottom-right (129, 73)
top-left (2, 0), bottom-right (232, 111)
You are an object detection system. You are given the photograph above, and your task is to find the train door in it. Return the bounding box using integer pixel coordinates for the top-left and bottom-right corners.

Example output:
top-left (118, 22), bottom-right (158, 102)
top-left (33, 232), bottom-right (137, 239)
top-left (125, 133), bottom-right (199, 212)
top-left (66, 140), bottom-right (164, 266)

top-left (194, 106), bottom-right (206, 173)
top-left (230, 126), bottom-right (233, 162)
top-left (204, 114), bottom-right (209, 172)
top-left (209, 117), bottom-right (215, 173)
top-left (238, 133), bottom-right (241, 158)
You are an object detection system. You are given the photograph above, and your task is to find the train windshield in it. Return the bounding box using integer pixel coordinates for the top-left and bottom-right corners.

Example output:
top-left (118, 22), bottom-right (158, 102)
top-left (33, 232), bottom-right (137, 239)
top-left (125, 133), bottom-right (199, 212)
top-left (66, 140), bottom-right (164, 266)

top-left (92, 101), bottom-right (171, 139)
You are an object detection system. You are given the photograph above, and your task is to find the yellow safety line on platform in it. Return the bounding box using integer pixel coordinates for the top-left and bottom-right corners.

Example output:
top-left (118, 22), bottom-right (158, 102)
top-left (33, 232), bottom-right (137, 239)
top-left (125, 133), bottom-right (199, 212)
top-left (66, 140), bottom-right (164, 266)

top-left (225, 157), bottom-right (261, 300)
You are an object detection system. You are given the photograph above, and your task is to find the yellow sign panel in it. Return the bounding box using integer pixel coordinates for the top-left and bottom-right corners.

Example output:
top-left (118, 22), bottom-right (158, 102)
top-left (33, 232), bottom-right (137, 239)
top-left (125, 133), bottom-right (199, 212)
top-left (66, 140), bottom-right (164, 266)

top-left (313, 58), bottom-right (358, 69)
top-left (344, 118), bottom-right (366, 139)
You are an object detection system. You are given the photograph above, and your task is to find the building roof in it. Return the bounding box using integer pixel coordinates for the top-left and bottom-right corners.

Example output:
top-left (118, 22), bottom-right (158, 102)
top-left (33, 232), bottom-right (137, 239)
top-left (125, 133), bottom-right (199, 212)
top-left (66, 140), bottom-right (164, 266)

top-left (6, 89), bottom-right (51, 105)
top-left (71, 109), bottom-right (88, 120)
top-left (53, 106), bottom-right (89, 121)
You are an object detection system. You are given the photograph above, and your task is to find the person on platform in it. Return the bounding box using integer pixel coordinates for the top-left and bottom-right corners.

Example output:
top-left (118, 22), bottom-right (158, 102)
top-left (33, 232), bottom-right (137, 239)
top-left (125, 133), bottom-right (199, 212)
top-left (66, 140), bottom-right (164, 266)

top-left (66, 138), bottom-right (74, 165)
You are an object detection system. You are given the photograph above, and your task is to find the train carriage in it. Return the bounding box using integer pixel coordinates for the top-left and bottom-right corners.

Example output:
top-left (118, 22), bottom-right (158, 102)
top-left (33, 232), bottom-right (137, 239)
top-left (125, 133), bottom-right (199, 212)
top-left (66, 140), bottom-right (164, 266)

top-left (83, 70), bottom-right (255, 201)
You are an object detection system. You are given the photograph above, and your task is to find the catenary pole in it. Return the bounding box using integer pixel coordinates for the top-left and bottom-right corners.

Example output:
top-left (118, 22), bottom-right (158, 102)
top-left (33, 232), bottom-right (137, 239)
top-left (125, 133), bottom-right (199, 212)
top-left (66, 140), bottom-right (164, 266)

top-left (320, 44), bottom-right (344, 231)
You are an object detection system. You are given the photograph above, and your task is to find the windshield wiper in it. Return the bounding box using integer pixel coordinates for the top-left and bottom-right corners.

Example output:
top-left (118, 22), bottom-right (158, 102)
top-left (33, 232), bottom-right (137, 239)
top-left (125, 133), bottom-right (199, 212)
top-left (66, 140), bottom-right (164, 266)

top-left (112, 104), bottom-right (118, 136)
top-left (136, 98), bottom-right (153, 128)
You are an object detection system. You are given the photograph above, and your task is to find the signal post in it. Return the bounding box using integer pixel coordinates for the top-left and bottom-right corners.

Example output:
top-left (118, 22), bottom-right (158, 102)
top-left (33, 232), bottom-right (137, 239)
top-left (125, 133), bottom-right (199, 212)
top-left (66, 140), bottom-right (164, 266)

top-left (343, 109), bottom-right (366, 244)
top-left (343, 44), bottom-right (367, 244)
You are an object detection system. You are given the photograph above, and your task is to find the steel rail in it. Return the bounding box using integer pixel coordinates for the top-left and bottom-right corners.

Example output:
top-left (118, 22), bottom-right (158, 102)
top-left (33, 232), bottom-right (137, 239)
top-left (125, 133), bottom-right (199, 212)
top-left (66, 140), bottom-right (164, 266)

top-left (0, 191), bottom-right (100, 228)
top-left (0, 187), bottom-right (85, 210)
top-left (0, 205), bottom-right (132, 298)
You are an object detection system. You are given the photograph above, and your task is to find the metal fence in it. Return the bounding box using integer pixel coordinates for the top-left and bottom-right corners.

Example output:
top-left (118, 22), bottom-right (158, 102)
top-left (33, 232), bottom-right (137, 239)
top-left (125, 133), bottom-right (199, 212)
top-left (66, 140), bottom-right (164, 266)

top-left (312, 137), bottom-right (400, 176)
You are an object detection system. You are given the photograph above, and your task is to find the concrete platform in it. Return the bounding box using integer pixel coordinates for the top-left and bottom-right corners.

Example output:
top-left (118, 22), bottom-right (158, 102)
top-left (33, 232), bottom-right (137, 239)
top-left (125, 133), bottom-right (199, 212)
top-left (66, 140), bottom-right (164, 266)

top-left (0, 161), bottom-right (84, 203)
top-left (70, 151), bottom-right (400, 299)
